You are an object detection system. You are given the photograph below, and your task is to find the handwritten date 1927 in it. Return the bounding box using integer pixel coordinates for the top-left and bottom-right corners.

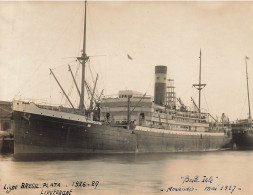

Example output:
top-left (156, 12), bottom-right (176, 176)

top-left (71, 181), bottom-right (99, 189)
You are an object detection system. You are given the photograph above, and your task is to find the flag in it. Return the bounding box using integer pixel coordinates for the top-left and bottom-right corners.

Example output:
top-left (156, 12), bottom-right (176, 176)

top-left (246, 56), bottom-right (250, 60)
top-left (127, 54), bottom-right (133, 60)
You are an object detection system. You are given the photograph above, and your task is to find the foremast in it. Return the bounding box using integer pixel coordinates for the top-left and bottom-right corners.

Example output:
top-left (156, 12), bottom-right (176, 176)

top-left (78, 0), bottom-right (89, 111)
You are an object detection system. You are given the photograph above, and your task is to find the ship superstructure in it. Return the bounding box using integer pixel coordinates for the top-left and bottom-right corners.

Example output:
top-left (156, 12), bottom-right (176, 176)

top-left (101, 68), bottom-right (210, 132)
top-left (100, 65), bottom-right (227, 133)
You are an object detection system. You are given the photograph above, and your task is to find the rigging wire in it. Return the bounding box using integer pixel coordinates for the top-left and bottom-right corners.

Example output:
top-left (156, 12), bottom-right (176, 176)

top-left (51, 60), bottom-right (77, 70)
top-left (50, 71), bottom-right (52, 106)
top-left (249, 68), bottom-right (253, 103)
top-left (146, 73), bottom-right (153, 95)
top-left (233, 59), bottom-right (253, 119)
top-left (60, 91), bottom-right (65, 106)
top-left (15, 5), bottom-right (81, 98)
top-left (87, 60), bottom-right (95, 84)
top-left (191, 89), bottom-right (198, 112)
top-left (203, 90), bottom-right (210, 114)
top-left (89, 59), bottom-right (101, 97)
top-left (239, 95), bottom-right (247, 119)
top-left (64, 61), bottom-right (81, 106)
top-left (51, 3), bottom-right (87, 108)
top-left (83, 2), bottom-right (105, 99)
top-left (234, 63), bottom-right (248, 116)
top-left (75, 88), bottom-right (80, 108)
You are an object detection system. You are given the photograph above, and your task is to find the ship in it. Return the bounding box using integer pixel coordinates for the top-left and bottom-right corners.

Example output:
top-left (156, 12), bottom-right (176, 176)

top-left (0, 101), bottom-right (14, 153)
top-left (0, 133), bottom-right (13, 153)
top-left (232, 56), bottom-right (253, 149)
top-left (12, 1), bottom-right (232, 157)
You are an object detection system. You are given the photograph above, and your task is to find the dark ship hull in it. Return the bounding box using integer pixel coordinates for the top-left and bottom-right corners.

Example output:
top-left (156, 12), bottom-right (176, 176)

top-left (0, 137), bottom-right (14, 153)
top-left (232, 119), bottom-right (253, 150)
top-left (13, 108), bottom-right (232, 157)
top-left (0, 101), bottom-right (14, 153)
top-left (232, 128), bottom-right (253, 150)
top-left (232, 132), bottom-right (253, 150)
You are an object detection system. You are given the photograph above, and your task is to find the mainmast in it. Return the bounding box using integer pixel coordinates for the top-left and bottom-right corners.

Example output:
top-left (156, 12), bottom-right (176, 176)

top-left (245, 56), bottom-right (251, 119)
top-left (193, 49), bottom-right (206, 113)
top-left (79, 0), bottom-right (88, 111)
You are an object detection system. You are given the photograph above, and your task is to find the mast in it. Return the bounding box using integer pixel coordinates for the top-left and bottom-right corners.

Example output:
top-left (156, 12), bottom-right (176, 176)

top-left (245, 56), bottom-right (251, 119)
top-left (79, 0), bottom-right (88, 111)
top-left (127, 96), bottom-right (131, 129)
top-left (193, 49), bottom-right (206, 113)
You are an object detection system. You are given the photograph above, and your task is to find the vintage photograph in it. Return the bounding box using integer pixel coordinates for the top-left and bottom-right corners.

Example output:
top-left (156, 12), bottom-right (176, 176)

top-left (0, 1), bottom-right (253, 194)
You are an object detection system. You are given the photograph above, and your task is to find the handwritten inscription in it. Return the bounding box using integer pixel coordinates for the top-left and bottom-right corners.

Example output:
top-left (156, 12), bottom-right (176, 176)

top-left (72, 181), bottom-right (99, 188)
top-left (204, 185), bottom-right (241, 194)
top-left (181, 175), bottom-right (215, 184)
top-left (3, 184), bottom-right (18, 194)
top-left (21, 183), bottom-right (40, 189)
top-left (161, 175), bottom-right (242, 194)
top-left (41, 189), bottom-right (72, 195)
top-left (165, 186), bottom-right (195, 192)
top-left (2, 181), bottom-right (99, 194)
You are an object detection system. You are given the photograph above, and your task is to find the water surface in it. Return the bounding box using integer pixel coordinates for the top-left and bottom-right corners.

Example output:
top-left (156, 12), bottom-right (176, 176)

top-left (0, 151), bottom-right (252, 195)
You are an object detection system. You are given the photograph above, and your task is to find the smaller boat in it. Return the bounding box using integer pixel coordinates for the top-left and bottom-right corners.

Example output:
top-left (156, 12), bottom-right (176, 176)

top-left (232, 119), bottom-right (253, 149)
top-left (232, 56), bottom-right (253, 150)
top-left (0, 101), bottom-right (14, 153)
top-left (0, 131), bottom-right (14, 153)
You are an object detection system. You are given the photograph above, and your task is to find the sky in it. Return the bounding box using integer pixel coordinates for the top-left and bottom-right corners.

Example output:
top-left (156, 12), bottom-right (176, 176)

top-left (1, 1), bottom-right (253, 121)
